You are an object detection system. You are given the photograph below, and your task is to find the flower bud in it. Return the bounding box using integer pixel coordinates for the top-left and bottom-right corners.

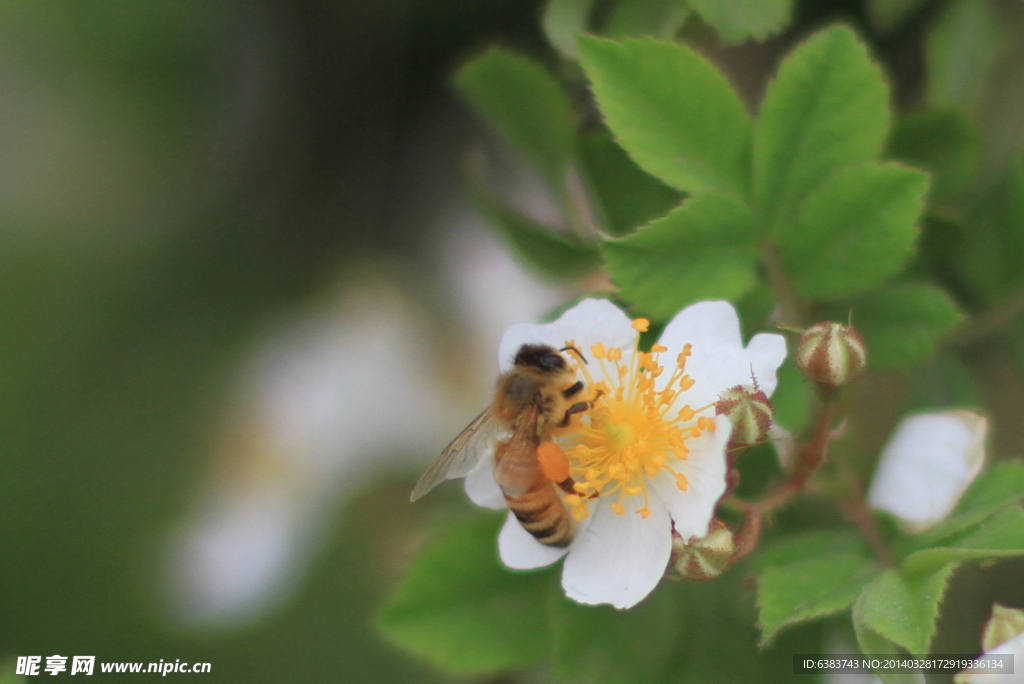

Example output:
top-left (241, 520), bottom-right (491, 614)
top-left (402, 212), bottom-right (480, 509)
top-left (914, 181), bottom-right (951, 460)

top-left (715, 384), bottom-right (773, 447)
top-left (795, 321), bottom-right (867, 388)
top-left (982, 604), bottom-right (1024, 652)
top-left (666, 521), bottom-right (735, 581)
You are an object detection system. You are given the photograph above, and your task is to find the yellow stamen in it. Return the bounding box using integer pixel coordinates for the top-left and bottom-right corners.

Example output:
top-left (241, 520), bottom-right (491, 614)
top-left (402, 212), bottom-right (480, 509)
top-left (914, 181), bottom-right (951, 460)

top-left (632, 318), bottom-right (650, 332)
top-left (559, 334), bottom-right (714, 519)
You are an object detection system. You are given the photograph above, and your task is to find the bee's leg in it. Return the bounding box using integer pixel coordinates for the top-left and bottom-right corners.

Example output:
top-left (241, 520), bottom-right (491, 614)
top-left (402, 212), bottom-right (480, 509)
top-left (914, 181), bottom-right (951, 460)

top-left (559, 400), bottom-right (591, 427)
top-left (561, 380), bottom-right (584, 399)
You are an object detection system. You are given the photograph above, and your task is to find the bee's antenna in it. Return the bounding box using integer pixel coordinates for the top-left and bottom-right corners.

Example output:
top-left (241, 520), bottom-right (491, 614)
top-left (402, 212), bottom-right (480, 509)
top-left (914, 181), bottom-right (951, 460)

top-left (560, 345), bottom-right (588, 365)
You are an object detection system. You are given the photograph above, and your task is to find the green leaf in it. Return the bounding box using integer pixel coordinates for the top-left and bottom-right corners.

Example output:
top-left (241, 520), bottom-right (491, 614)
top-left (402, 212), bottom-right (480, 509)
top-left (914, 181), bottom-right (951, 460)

top-left (455, 48), bottom-right (574, 187)
top-left (777, 163), bottom-right (929, 300)
top-left (854, 563), bottom-right (959, 654)
top-left (689, 0), bottom-right (793, 44)
top-left (754, 25), bottom-right (890, 229)
top-left (602, 0), bottom-right (689, 40)
top-left (954, 461), bottom-right (1024, 517)
top-left (853, 607), bottom-right (927, 684)
top-left (543, 0), bottom-right (597, 60)
top-left (551, 585), bottom-right (683, 683)
top-left (886, 110), bottom-right (979, 206)
top-left (757, 551), bottom-right (882, 645)
top-left (849, 283), bottom-right (964, 369)
top-left (867, 0), bottom-right (930, 34)
top-left (602, 193), bottom-right (760, 319)
top-left (578, 36), bottom-right (752, 198)
top-left (902, 506), bottom-right (1024, 575)
top-left (925, 0), bottom-right (1004, 110)
top-left (470, 181), bottom-right (601, 281)
top-left (377, 514), bottom-right (557, 675)
top-left (751, 530), bottom-right (863, 573)
top-left (577, 129), bottom-right (682, 237)
top-left (901, 463), bottom-right (1024, 552)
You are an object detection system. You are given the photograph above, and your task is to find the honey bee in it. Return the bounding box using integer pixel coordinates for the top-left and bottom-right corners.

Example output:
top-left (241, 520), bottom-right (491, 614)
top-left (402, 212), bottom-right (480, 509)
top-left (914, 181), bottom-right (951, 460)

top-left (410, 343), bottom-right (597, 547)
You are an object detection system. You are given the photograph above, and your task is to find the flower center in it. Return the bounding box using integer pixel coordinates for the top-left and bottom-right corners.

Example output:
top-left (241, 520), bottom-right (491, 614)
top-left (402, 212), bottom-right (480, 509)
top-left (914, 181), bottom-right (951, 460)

top-left (561, 319), bottom-right (716, 521)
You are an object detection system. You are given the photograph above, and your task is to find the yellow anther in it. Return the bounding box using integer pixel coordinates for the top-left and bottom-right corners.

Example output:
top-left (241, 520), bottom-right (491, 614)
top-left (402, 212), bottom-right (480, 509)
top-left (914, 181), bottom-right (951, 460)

top-left (676, 473), bottom-right (689, 490)
top-left (625, 485), bottom-right (642, 496)
top-left (618, 365), bottom-right (629, 377)
top-left (591, 342), bottom-right (607, 360)
top-left (637, 506), bottom-right (652, 519)
top-left (607, 347), bottom-right (622, 362)
top-left (632, 318), bottom-right (650, 332)
top-left (572, 506), bottom-right (589, 521)
top-left (660, 390), bottom-right (676, 405)
top-left (611, 503), bottom-right (625, 515)
top-left (573, 482), bottom-right (590, 493)
top-left (679, 375), bottom-right (695, 391)
top-left (678, 405), bottom-right (695, 421)
top-left (697, 416), bottom-right (715, 432)
top-left (651, 343), bottom-right (668, 353)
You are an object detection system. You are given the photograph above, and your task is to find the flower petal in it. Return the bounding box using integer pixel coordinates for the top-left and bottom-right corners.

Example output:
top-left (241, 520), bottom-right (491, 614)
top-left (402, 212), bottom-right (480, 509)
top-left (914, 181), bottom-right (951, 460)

top-left (498, 298), bottom-right (637, 371)
top-left (656, 301), bottom-right (786, 408)
top-left (498, 511), bottom-right (570, 569)
top-left (954, 630), bottom-right (1024, 684)
top-left (868, 410), bottom-right (988, 531)
top-left (561, 495), bottom-right (672, 609)
top-left (464, 453), bottom-right (506, 510)
top-left (651, 414), bottom-right (732, 539)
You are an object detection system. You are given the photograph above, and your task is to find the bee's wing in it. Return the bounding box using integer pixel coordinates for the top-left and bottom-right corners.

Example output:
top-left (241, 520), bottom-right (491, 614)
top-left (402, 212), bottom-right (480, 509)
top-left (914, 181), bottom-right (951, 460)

top-left (493, 405), bottom-right (540, 499)
top-left (410, 407), bottom-right (498, 501)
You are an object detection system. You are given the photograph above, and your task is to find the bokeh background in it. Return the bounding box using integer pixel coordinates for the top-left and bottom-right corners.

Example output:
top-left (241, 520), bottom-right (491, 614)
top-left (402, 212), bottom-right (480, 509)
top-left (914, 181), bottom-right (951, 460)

top-left (2, 0), bottom-right (1023, 682)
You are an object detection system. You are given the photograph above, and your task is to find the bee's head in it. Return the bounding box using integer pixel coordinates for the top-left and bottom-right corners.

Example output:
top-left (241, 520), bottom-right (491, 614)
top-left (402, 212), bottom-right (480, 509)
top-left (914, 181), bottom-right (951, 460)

top-left (513, 344), bottom-right (567, 373)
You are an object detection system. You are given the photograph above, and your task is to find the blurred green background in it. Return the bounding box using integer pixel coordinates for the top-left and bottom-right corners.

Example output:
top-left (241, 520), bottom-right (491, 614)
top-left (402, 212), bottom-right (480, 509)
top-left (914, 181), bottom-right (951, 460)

top-left (0, 0), bottom-right (551, 681)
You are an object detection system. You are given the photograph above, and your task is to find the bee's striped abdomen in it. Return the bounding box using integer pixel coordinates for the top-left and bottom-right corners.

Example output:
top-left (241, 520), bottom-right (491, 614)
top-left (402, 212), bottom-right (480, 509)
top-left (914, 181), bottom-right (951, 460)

top-left (505, 480), bottom-right (573, 547)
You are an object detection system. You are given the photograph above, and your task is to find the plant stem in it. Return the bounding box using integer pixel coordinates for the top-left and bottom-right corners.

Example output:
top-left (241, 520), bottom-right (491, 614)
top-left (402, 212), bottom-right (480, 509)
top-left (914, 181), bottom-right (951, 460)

top-left (761, 241), bottom-right (806, 329)
top-left (946, 281), bottom-right (1024, 347)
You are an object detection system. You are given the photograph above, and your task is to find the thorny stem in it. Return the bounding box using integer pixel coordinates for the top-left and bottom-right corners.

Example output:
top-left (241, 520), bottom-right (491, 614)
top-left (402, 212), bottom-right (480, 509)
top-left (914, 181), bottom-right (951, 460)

top-left (728, 400), bottom-right (842, 563)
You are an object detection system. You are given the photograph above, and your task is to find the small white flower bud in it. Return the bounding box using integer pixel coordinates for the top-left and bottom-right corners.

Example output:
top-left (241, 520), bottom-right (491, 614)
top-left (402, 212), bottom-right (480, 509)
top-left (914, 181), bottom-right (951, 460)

top-left (983, 604), bottom-right (1024, 652)
top-left (715, 384), bottom-right (773, 447)
top-left (795, 321), bottom-right (867, 387)
top-left (667, 521), bottom-right (735, 581)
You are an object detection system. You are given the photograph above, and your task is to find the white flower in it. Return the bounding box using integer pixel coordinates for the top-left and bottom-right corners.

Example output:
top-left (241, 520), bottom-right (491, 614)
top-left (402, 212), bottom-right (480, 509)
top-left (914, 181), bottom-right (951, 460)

top-left (867, 410), bottom-right (988, 531)
top-left (465, 298), bottom-right (787, 608)
top-left (954, 630), bottom-right (1024, 684)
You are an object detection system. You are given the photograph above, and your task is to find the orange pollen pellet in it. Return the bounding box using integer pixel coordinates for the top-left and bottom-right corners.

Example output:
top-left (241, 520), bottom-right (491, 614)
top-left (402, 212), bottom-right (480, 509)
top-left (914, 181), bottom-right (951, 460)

top-left (632, 318), bottom-right (650, 332)
top-left (537, 441), bottom-right (571, 483)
